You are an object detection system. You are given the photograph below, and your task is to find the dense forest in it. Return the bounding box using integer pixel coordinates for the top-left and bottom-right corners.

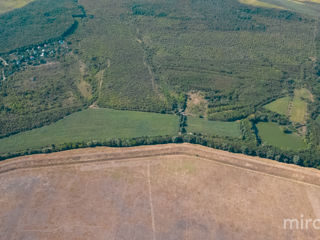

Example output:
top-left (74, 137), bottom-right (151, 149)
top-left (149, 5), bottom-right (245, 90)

top-left (0, 0), bottom-right (320, 165)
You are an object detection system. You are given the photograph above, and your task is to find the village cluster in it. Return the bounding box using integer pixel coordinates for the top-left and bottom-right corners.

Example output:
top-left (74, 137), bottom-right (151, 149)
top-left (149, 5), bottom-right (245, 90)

top-left (0, 40), bottom-right (70, 81)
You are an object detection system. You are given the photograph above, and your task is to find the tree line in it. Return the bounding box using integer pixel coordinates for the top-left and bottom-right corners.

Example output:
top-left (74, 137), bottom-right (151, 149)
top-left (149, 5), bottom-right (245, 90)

top-left (1, 132), bottom-right (319, 170)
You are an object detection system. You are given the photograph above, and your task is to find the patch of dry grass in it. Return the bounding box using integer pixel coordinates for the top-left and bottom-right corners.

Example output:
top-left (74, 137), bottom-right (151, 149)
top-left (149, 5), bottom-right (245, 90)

top-left (0, 0), bottom-right (35, 14)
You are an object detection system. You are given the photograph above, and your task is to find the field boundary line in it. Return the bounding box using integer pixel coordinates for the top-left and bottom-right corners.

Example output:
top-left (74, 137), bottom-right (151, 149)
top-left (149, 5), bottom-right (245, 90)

top-left (147, 162), bottom-right (156, 240)
top-left (1, 144), bottom-right (320, 188)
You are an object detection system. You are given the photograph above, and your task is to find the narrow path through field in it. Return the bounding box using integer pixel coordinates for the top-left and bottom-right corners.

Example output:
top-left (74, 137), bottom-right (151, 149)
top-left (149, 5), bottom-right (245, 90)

top-left (287, 96), bottom-right (293, 118)
top-left (98, 59), bottom-right (110, 95)
top-left (143, 58), bottom-right (156, 91)
top-left (135, 28), bottom-right (156, 91)
top-left (89, 67), bottom-right (106, 108)
top-left (147, 162), bottom-right (156, 240)
top-left (98, 69), bottom-right (105, 93)
top-left (1, 69), bottom-right (5, 81)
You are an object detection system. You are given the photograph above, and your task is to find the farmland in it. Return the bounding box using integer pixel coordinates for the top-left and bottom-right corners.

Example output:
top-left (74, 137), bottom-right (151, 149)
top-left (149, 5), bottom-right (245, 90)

top-left (1, 144), bottom-right (320, 239)
top-left (257, 122), bottom-right (306, 149)
top-left (0, 108), bottom-right (179, 155)
top-left (2, 1), bottom-right (320, 237)
top-left (0, 108), bottom-right (246, 157)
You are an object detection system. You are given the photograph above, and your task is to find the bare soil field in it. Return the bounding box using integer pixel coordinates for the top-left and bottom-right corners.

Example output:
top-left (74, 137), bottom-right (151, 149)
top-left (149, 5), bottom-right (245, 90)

top-left (1, 143), bottom-right (320, 240)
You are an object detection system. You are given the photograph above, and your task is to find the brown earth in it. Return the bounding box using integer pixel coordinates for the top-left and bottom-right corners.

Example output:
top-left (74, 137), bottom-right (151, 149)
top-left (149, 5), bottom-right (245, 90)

top-left (1, 143), bottom-right (320, 240)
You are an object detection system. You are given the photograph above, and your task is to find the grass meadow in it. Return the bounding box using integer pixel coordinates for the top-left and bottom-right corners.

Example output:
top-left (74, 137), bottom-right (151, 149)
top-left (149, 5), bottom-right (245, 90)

top-left (257, 122), bottom-right (306, 150)
top-left (264, 88), bottom-right (313, 124)
top-left (264, 97), bottom-right (291, 116)
top-left (187, 117), bottom-right (241, 138)
top-left (290, 88), bottom-right (312, 123)
top-left (0, 108), bottom-right (179, 155)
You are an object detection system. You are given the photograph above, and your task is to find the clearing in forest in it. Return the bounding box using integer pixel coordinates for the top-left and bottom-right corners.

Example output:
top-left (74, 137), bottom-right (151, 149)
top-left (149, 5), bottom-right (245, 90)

top-left (264, 88), bottom-right (313, 124)
top-left (257, 122), bottom-right (306, 149)
top-left (187, 117), bottom-right (241, 138)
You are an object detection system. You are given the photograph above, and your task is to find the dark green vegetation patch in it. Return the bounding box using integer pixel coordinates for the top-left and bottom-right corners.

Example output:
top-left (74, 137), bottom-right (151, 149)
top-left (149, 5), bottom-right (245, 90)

top-left (0, 108), bottom-right (179, 155)
top-left (187, 117), bottom-right (241, 138)
top-left (257, 122), bottom-right (306, 150)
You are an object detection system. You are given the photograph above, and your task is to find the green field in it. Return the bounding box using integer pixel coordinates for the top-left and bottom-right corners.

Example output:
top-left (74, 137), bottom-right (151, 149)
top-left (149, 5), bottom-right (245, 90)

top-left (264, 88), bottom-right (313, 123)
top-left (0, 108), bottom-right (179, 155)
top-left (187, 117), bottom-right (241, 138)
top-left (264, 97), bottom-right (291, 116)
top-left (290, 97), bottom-right (308, 123)
top-left (257, 122), bottom-right (306, 149)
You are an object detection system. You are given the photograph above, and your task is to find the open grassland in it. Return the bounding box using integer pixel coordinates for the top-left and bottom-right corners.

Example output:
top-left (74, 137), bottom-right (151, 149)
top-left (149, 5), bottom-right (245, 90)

top-left (0, 108), bottom-right (179, 155)
top-left (257, 122), bottom-right (306, 149)
top-left (1, 144), bottom-right (320, 239)
top-left (294, 87), bottom-right (314, 101)
top-left (290, 88), bottom-right (313, 123)
top-left (0, 0), bottom-right (35, 14)
top-left (290, 97), bottom-right (308, 123)
top-left (264, 88), bottom-right (312, 123)
top-left (264, 96), bottom-right (291, 116)
top-left (187, 117), bottom-right (241, 138)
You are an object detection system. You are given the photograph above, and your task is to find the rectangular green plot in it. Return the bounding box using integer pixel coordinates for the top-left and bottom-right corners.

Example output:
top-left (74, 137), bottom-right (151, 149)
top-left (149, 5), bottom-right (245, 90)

top-left (257, 122), bottom-right (306, 150)
top-left (187, 117), bottom-right (241, 138)
top-left (0, 108), bottom-right (179, 155)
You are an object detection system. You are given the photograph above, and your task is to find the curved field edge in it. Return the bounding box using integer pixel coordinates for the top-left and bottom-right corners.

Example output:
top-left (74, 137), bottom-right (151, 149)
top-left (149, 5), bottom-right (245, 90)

top-left (1, 143), bottom-right (320, 187)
